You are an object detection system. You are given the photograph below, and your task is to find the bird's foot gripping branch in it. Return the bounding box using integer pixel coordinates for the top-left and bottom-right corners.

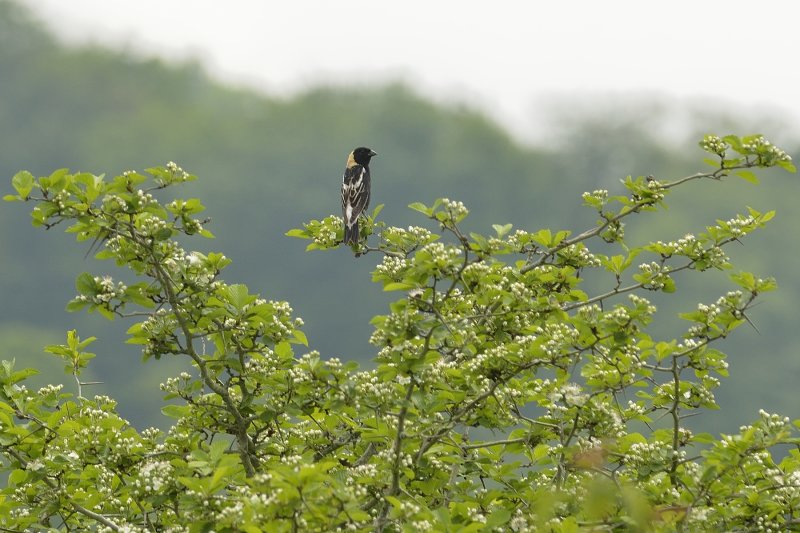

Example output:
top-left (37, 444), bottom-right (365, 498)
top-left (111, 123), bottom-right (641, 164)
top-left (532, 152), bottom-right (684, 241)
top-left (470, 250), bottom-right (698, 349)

top-left (2, 135), bottom-right (800, 532)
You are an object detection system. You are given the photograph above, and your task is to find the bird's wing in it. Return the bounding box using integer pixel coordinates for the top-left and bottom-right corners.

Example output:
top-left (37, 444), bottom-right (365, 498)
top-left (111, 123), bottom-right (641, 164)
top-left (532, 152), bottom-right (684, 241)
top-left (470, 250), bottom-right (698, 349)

top-left (341, 165), bottom-right (371, 226)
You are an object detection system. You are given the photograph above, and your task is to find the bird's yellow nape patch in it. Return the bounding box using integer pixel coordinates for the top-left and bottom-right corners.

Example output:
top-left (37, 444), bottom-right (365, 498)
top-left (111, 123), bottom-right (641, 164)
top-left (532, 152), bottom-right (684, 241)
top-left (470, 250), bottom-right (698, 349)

top-left (346, 151), bottom-right (357, 168)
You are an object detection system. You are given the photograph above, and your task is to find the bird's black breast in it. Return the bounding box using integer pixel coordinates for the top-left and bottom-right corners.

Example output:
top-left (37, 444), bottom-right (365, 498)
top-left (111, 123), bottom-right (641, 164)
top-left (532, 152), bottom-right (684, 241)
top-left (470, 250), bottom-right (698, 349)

top-left (341, 164), bottom-right (371, 223)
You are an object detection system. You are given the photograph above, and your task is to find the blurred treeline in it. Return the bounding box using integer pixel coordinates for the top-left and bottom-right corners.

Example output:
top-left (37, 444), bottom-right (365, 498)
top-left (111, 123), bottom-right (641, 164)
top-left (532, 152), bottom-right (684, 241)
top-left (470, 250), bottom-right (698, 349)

top-left (1, 0), bottom-right (798, 432)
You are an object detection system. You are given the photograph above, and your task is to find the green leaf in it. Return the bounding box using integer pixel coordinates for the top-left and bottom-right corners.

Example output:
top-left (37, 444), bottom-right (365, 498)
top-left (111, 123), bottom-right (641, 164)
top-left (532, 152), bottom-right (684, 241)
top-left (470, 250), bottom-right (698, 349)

top-left (492, 223), bottom-right (513, 237)
top-left (408, 202), bottom-right (431, 216)
top-left (531, 229), bottom-right (552, 246)
top-left (292, 330), bottom-right (309, 346)
top-left (692, 432), bottom-right (716, 444)
top-left (723, 134), bottom-right (743, 152)
top-left (730, 271), bottom-right (756, 290)
top-left (7, 469), bottom-right (28, 486)
top-left (735, 170), bottom-right (760, 184)
top-left (383, 282), bottom-right (414, 292)
top-left (285, 228), bottom-right (308, 238)
top-left (274, 341), bottom-right (293, 358)
top-left (11, 171), bottom-right (35, 199)
top-left (226, 284), bottom-right (254, 310)
top-left (75, 272), bottom-right (96, 295)
top-left (661, 277), bottom-right (676, 293)
top-left (162, 404), bottom-right (191, 419)
top-left (177, 476), bottom-right (204, 492)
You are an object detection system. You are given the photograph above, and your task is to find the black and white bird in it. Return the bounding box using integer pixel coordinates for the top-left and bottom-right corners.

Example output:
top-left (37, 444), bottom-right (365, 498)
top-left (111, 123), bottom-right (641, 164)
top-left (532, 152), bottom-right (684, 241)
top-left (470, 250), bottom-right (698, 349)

top-left (341, 146), bottom-right (377, 246)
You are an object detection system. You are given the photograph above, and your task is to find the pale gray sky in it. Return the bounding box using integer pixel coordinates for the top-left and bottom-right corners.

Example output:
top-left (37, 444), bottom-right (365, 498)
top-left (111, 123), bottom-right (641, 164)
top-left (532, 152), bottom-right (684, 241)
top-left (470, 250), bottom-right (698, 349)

top-left (26, 0), bottom-right (800, 143)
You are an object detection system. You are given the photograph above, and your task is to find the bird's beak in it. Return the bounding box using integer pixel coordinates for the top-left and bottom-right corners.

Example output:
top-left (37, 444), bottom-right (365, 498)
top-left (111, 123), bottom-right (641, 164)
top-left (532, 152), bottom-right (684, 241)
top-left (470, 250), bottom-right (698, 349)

top-left (369, 150), bottom-right (378, 157)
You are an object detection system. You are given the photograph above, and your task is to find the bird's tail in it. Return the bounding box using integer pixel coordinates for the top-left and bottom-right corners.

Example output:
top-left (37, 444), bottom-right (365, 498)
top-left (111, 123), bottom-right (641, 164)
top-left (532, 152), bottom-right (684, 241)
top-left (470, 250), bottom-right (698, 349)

top-left (344, 222), bottom-right (359, 245)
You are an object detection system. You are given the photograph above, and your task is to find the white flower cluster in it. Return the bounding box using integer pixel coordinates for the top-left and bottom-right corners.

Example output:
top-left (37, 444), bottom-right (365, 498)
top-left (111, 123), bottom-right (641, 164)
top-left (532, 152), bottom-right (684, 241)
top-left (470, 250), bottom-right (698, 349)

top-left (244, 350), bottom-right (281, 380)
top-left (287, 354), bottom-right (320, 385)
top-left (383, 225), bottom-right (435, 245)
top-left (719, 289), bottom-right (744, 305)
top-left (409, 520), bottom-right (434, 532)
top-left (646, 178), bottom-right (663, 190)
top-left (508, 280), bottom-right (534, 300)
top-left (689, 290), bottom-right (746, 334)
top-left (346, 462), bottom-right (378, 480)
top-left (507, 229), bottom-right (534, 251)
top-left (396, 499), bottom-right (421, 517)
top-left (137, 212), bottom-right (169, 239)
top-left (670, 381), bottom-right (715, 407)
top-left (134, 188), bottom-right (155, 207)
top-left (92, 464), bottom-right (120, 503)
top-left (375, 255), bottom-right (409, 280)
top-left (377, 447), bottom-right (413, 469)
top-left (582, 189), bottom-right (609, 203)
top-left (102, 193), bottom-right (126, 212)
top-left (352, 370), bottom-right (394, 408)
top-left (160, 371), bottom-right (192, 393)
top-left (313, 216), bottom-right (342, 248)
top-left (700, 135), bottom-right (728, 155)
top-left (406, 225), bottom-right (434, 241)
top-left (628, 293), bottom-right (657, 314)
top-left (462, 346), bottom-right (504, 376)
top-left (559, 244), bottom-right (602, 267)
top-left (625, 440), bottom-right (683, 468)
top-left (80, 405), bottom-right (112, 421)
top-left (466, 505), bottom-right (487, 523)
top-left (50, 190), bottom-right (72, 214)
top-left (606, 305), bottom-right (630, 324)
top-left (419, 241), bottom-right (462, 265)
top-left (265, 300), bottom-right (297, 340)
top-left (509, 510), bottom-right (531, 532)
top-left (548, 382), bottom-right (588, 408)
top-left (133, 460), bottom-right (173, 495)
top-left (37, 383), bottom-right (63, 396)
top-left (141, 426), bottom-right (161, 441)
top-left (535, 322), bottom-right (578, 359)
top-left (603, 220), bottom-right (624, 241)
top-left (140, 308), bottom-right (178, 357)
top-left (697, 302), bottom-right (721, 323)
top-left (679, 337), bottom-right (702, 350)
top-left (182, 217), bottom-right (204, 235)
top-left (441, 198), bottom-right (468, 219)
top-left (756, 409), bottom-right (791, 432)
top-left (637, 262), bottom-right (669, 290)
top-left (723, 213), bottom-right (755, 237)
top-left (625, 400), bottom-right (647, 417)
top-left (576, 303), bottom-right (601, 320)
top-left (461, 261), bottom-right (492, 284)
top-left (165, 161), bottom-right (191, 181)
top-left (701, 245), bottom-right (728, 267)
top-left (652, 233), bottom-right (698, 257)
top-left (75, 275), bottom-right (127, 306)
top-left (743, 135), bottom-right (792, 162)
top-left (215, 501), bottom-right (246, 524)
top-left (778, 469), bottom-right (800, 506)
top-left (752, 515), bottom-right (783, 533)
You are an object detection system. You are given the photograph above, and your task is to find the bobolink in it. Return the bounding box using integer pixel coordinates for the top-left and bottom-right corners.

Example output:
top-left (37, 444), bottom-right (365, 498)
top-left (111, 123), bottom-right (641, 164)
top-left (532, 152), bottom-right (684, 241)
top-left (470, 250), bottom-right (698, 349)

top-left (341, 146), bottom-right (377, 246)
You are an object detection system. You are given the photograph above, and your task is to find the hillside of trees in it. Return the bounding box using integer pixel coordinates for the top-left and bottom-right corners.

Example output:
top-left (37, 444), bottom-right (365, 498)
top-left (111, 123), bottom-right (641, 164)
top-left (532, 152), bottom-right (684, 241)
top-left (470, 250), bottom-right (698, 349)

top-left (0, 0), bottom-right (798, 431)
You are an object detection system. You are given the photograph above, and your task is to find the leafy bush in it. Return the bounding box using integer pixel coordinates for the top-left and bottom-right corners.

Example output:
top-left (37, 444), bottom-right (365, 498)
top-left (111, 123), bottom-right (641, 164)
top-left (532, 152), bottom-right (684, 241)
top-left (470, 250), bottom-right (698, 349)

top-left (1, 136), bottom-right (798, 531)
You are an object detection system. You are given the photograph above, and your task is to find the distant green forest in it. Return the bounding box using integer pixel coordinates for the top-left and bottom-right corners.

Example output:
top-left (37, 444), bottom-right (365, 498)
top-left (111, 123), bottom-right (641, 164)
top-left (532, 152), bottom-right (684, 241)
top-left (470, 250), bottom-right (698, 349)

top-left (1, 0), bottom-right (798, 431)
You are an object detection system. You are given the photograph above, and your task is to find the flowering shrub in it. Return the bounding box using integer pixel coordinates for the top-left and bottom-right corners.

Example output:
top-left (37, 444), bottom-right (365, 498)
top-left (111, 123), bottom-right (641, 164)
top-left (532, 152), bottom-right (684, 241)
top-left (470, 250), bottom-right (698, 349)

top-left (1, 135), bottom-right (798, 531)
